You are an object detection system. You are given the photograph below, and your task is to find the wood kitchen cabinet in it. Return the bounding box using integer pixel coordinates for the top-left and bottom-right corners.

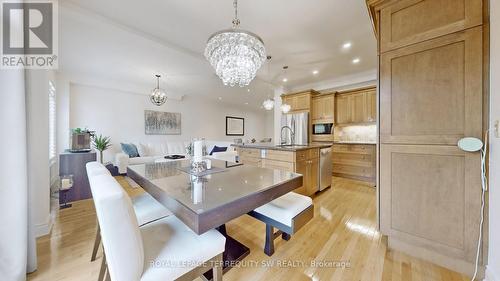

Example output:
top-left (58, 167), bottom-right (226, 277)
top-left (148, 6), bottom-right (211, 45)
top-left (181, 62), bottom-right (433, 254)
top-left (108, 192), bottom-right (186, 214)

top-left (367, 0), bottom-right (486, 274)
top-left (351, 93), bottom-right (366, 123)
top-left (366, 90), bottom-right (376, 122)
top-left (235, 146), bottom-right (319, 196)
top-left (335, 95), bottom-right (352, 124)
top-left (294, 160), bottom-right (308, 195)
top-left (335, 87), bottom-right (376, 124)
top-left (332, 144), bottom-right (375, 185)
top-left (311, 94), bottom-right (335, 122)
top-left (281, 90), bottom-right (317, 112)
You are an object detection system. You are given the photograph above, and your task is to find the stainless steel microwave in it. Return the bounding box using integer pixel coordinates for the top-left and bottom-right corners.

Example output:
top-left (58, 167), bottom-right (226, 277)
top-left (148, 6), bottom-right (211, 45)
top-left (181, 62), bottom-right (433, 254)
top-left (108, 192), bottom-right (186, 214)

top-left (312, 123), bottom-right (333, 135)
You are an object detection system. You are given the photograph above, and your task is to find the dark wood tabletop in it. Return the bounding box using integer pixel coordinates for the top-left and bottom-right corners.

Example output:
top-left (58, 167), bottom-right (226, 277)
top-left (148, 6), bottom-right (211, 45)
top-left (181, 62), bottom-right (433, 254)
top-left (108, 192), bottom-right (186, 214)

top-left (127, 159), bottom-right (303, 234)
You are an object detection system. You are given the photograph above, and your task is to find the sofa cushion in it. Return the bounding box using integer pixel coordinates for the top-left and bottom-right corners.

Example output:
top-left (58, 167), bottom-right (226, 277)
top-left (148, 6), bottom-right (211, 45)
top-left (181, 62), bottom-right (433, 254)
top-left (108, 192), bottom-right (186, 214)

top-left (135, 143), bottom-right (148, 157)
top-left (166, 142), bottom-right (188, 155)
top-left (128, 156), bottom-right (156, 165)
top-left (205, 141), bottom-right (235, 154)
top-left (209, 145), bottom-right (227, 155)
top-left (121, 143), bottom-right (139, 158)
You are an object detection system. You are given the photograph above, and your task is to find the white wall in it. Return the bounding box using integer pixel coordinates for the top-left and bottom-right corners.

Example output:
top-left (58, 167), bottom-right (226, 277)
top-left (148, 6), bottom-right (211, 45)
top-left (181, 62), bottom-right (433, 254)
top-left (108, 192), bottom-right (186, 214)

top-left (487, 1), bottom-right (500, 280)
top-left (69, 84), bottom-right (271, 163)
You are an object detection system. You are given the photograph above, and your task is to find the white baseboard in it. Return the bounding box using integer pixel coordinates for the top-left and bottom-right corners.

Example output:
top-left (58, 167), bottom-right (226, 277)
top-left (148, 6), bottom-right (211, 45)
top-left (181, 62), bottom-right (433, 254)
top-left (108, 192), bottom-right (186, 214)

top-left (34, 216), bottom-right (54, 238)
top-left (485, 265), bottom-right (500, 281)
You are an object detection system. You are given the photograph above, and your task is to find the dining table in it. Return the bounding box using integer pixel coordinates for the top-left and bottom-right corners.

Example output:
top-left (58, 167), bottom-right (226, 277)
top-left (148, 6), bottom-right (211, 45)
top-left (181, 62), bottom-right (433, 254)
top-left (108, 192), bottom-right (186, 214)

top-left (127, 158), bottom-right (303, 278)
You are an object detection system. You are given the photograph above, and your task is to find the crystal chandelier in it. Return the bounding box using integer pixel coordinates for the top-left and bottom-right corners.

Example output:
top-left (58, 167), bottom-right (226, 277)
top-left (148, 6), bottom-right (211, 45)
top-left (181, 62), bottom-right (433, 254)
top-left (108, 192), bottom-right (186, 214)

top-left (204, 0), bottom-right (266, 87)
top-left (150, 74), bottom-right (167, 106)
top-left (262, 99), bottom-right (274, 110)
top-left (280, 103), bottom-right (291, 113)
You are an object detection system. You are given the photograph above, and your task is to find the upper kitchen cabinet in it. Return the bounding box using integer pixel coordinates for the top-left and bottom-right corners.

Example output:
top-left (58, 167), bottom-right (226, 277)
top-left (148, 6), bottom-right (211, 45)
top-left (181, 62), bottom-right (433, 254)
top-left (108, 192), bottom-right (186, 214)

top-left (281, 90), bottom-right (318, 112)
top-left (368, 0), bottom-right (483, 53)
top-left (335, 94), bottom-right (352, 124)
top-left (335, 86), bottom-right (376, 125)
top-left (311, 93), bottom-right (335, 122)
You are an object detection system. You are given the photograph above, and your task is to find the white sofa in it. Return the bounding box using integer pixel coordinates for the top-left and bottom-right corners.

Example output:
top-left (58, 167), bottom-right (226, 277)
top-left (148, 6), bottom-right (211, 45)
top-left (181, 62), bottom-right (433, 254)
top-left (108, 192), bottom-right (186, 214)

top-left (115, 140), bottom-right (237, 174)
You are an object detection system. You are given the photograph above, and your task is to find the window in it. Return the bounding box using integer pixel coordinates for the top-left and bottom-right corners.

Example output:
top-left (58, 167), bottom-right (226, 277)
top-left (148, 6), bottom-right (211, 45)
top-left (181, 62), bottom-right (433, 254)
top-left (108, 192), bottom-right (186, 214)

top-left (49, 81), bottom-right (56, 162)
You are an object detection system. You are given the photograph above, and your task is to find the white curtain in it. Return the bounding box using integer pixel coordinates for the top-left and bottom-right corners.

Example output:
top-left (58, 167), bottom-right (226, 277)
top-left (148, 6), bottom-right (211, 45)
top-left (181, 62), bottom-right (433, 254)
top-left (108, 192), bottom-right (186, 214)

top-left (0, 70), bottom-right (37, 280)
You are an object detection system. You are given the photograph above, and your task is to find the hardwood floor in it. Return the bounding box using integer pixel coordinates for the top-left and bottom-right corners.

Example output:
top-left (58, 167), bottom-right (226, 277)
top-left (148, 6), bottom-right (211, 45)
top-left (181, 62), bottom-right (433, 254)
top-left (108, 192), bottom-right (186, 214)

top-left (27, 176), bottom-right (469, 281)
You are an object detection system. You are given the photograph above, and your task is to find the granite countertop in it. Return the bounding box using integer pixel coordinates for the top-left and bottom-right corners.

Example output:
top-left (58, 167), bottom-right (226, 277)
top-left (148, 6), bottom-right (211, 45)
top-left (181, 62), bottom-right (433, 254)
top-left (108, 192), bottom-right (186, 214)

top-left (232, 143), bottom-right (332, 151)
top-left (333, 141), bottom-right (376, 145)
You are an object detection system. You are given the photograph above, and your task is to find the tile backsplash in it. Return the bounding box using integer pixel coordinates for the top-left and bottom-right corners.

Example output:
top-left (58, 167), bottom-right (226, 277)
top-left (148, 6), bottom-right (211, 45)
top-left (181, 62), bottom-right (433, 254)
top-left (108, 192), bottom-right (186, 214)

top-left (334, 124), bottom-right (376, 142)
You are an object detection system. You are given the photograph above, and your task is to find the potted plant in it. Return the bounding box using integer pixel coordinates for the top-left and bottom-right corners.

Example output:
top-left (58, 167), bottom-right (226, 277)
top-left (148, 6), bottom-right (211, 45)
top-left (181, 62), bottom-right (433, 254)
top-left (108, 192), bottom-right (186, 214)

top-left (92, 134), bottom-right (112, 164)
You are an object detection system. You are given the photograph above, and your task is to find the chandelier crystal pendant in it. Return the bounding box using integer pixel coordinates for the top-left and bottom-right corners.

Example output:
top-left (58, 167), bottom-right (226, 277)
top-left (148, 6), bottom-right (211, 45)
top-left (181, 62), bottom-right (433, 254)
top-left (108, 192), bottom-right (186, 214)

top-left (262, 98), bottom-right (274, 110)
top-left (204, 0), bottom-right (266, 87)
top-left (280, 103), bottom-right (291, 113)
top-left (150, 74), bottom-right (167, 106)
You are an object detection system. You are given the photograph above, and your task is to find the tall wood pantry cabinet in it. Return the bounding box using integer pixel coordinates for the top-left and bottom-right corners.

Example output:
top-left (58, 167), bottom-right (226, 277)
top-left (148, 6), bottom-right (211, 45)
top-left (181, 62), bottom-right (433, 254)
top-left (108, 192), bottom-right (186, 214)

top-left (367, 0), bottom-right (488, 277)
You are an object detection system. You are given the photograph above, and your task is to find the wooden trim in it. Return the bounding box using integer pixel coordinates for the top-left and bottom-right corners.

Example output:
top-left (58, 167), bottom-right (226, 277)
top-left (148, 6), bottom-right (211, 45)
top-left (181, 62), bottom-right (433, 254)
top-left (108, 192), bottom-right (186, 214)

top-left (281, 89), bottom-right (320, 98)
top-left (335, 85), bottom-right (377, 96)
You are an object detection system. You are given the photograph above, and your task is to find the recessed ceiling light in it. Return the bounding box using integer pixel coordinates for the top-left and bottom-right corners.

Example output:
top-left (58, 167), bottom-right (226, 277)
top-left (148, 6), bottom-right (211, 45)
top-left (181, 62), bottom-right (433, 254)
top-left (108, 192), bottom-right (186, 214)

top-left (352, 58), bottom-right (360, 64)
top-left (282, 78), bottom-right (288, 82)
top-left (247, 89), bottom-right (251, 92)
top-left (218, 97), bottom-right (222, 100)
top-left (312, 70), bottom-right (319, 75)
top-left (244, 102), bottom-right (249, 105)
top-left (342, 42), bottom-right (352, 49)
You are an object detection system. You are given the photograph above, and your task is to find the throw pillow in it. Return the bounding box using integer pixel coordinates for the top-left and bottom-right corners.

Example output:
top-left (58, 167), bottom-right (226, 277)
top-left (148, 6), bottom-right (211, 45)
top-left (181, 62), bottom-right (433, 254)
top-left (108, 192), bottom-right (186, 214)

top-left (121, 143), bottom-right (139, 158)
top-left (136, 143), bottom-right (148, 157)
top-left (209, 145), bottom-right (227, 156)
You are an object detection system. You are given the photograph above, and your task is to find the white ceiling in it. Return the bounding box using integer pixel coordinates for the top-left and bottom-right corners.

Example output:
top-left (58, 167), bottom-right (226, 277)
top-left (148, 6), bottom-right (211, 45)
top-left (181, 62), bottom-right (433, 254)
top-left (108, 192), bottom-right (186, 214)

top-left (59, 0), bottom-right (377, 109)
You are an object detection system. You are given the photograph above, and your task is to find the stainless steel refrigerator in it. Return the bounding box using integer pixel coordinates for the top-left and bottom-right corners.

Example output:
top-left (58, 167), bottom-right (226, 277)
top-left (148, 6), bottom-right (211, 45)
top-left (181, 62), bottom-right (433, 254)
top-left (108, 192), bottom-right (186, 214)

top-left (280, 112), bottom-right (309, 145)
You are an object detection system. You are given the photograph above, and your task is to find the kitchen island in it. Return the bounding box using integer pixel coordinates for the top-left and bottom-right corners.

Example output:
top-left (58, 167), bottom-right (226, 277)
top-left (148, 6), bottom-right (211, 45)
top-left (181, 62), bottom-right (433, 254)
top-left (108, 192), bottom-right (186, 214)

top-left (233, 143), bottom-right (331, 196)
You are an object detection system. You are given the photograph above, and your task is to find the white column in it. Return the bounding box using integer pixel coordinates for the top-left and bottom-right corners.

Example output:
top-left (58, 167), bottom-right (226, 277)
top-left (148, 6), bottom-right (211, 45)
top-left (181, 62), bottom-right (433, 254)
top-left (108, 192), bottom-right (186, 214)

top-left (273, 87), bottom-right (285, 145)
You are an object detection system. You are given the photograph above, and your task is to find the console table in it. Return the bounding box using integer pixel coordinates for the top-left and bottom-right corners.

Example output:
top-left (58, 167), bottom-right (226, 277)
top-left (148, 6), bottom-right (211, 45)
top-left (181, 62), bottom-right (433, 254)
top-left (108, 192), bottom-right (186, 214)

top-left (59, 150), bottom-right (96, 204)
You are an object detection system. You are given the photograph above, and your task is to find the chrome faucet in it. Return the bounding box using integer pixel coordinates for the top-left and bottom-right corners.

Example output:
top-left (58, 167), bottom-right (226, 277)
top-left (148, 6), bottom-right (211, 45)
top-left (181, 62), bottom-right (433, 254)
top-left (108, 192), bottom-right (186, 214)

top-left (280, 125), bottom-right (295, 146)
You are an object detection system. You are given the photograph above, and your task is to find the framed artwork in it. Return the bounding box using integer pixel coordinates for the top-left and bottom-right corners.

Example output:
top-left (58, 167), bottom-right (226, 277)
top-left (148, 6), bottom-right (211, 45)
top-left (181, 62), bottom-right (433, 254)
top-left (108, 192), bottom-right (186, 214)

top-left (144, 110), bottom-right (181, 135)
top-left (226, 116), bottom-right (244, 136)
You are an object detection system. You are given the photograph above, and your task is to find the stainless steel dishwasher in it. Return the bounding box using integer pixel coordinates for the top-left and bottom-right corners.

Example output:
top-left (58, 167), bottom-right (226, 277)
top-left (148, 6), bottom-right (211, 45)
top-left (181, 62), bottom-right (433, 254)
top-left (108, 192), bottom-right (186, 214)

top-left (319, 146), bottom-right (332, 191)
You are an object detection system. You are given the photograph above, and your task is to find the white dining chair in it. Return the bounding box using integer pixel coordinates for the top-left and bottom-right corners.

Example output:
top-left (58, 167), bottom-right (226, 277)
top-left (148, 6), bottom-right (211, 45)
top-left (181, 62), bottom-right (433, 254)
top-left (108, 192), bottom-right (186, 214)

top-left (86, 163), bottom-right (172, 262)
top-left (89, 174), bottom-right (225, 281)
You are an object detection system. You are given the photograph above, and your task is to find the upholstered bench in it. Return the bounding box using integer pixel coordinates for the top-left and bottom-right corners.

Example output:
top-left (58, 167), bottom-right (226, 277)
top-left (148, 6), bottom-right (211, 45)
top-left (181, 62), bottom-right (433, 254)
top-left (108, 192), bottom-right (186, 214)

top-left (248, 192), bottom-right (314, 256)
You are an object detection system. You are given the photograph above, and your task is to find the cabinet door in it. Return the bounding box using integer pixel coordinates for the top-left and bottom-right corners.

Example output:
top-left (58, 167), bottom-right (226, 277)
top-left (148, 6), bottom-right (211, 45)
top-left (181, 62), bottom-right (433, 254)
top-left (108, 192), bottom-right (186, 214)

top-left (379, 0), bottom-right (483, 52)
top-left (322, 95), bottom-right (335, 120)
top-left (351, 93), bottom-right (366, 123)
top-left (311, 98), bottom-right (323, 120)
top-left (335, 95), bottom-right (351, 124)
top-left (365, 90), bottom-right (377, 122)
top-left (294, 94), bottom-right (310, 111)
top-left (380, 27), bottom-right (483, 145)
top-left (261, 159), bottom-right (294, 172)
top-left (380, 144), bottom-right (481, 262)
top-left (307, 159), bottom-right (319, 196)
top-left (294, 160), bottom-right (308, 195)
